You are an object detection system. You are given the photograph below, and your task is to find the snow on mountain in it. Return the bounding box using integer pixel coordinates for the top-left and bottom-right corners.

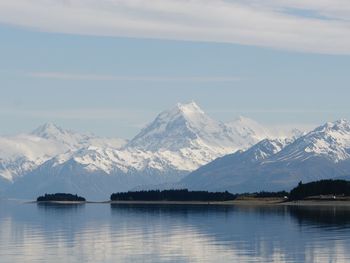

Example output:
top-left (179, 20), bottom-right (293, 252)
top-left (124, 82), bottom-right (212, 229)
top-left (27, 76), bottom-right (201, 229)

top-left (50, 146), bottom-right (198, 175)
top-left (0, 134), bottom-right (70, 182)
top-left (32, 122), bottom-right (126, 149)
top-left (123, 102), bottom-right (287, 176)
top-left (127, 102), bottom-right (269, 155)
top-left (0, 123), bottom-right (126, 183)
top-left (238, 138), bottom-right (291, 163)
top-left (180, 119), bottom-right (350, 193)
top-left (226, 116), bottom-right (271, 143)
top-left (227, 116), bottom-right (306, 142)
top-left (31, 122), bottom-right (88, 145)
top-left (268, 119), bottom-right (350, 163)
top-left (179, 138), bottom-right (290, 191)
top-left (6, 146), bottom-right (188, 200)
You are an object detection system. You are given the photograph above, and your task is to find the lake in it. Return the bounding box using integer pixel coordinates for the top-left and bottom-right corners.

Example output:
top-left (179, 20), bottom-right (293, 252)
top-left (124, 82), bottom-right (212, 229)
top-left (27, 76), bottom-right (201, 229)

top-left (1, 201), bottom-right (350, 263)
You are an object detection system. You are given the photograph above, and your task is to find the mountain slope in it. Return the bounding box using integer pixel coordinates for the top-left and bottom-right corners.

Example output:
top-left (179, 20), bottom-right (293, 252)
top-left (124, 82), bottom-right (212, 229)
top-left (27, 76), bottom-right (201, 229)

top-left (180, 138), bottom-right (290, 191)
top-left (180, 120), bottom-right (350, 193)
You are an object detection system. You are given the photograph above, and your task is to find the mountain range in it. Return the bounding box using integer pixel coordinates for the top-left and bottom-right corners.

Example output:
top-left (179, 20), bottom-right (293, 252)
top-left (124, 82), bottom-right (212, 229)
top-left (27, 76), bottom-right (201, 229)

top-left (2, 101), bottom-right (346, 200)
top-left (181, 120), bottom-right (350, 193)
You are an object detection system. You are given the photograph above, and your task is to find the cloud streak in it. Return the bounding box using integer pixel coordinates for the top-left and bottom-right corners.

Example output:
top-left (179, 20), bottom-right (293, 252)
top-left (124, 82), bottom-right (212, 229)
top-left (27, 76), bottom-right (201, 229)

top-left (27, 72), bottom-right (240, 82)
top-left (0, 0), bottom-right (350, 54)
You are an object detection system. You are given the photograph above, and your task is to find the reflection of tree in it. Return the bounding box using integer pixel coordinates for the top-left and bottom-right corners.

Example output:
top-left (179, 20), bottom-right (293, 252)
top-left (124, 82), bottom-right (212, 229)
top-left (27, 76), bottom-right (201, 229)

top-left (37, 202), bottom-right (85, 213)
top-left (289, 206), bottom-right (350, 227)
top-left (111, 189), bottom-right (236, 201)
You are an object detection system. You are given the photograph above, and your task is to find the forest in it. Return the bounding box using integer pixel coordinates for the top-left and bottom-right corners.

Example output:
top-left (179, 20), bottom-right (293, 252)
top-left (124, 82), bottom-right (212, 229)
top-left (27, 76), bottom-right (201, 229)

top-left (289, 180), bottom-right (350, 200)
top-left (110, 189), bottom-right (237, 201)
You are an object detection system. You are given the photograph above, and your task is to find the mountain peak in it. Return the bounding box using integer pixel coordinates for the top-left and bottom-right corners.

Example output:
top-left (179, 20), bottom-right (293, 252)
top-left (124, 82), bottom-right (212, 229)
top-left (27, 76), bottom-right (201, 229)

top-left (30, 123), bottom-right (94, 147)
top-left (312, 119), bottom-right (350, 137)
top-left (176, 101), bottom-right (204, 115)
top-left (323, 119), bottom-right (350, 131)
top-left (126, 101), bottom-right (213, 151)
top-left (154, 101), bottom-right (208, 128)
top-left (31, 123), bottom-right (66, 139)
top-left (127, 102), bottom-right (268, 153)
top-left (270, 119), bottom-right (350, 163)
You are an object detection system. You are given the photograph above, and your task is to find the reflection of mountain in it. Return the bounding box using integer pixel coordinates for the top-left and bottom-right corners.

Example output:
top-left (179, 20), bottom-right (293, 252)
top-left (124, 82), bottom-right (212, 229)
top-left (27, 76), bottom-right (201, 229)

top-left (1, 201), bottom-right (350, 262)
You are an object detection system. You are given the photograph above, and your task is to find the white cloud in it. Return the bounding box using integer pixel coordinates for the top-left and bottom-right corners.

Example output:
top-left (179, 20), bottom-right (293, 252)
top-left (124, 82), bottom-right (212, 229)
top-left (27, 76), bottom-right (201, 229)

top-left (0, 0), bottom-right (350, 54)
top-left (27, 72), bottom-right (240, 82)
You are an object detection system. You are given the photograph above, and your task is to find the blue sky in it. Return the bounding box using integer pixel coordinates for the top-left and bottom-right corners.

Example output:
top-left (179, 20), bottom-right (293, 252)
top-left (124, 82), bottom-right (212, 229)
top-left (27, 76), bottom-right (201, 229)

top-left (0, 1), bottom-right (350, 138)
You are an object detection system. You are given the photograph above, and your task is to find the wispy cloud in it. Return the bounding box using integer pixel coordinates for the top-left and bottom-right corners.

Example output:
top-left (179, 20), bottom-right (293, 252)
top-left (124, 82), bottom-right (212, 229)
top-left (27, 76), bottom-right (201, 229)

top-left (27, 72), bottom-right (240, 82)
top-left (0, 1), bottom-right (350, 54)
top-left (0, 107), bottom-right (153, 121)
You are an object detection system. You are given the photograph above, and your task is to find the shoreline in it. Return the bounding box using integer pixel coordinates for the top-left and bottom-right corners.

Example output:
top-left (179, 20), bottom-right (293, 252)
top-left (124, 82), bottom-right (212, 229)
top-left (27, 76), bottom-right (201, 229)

top-left (23, 198), bottom-right (350, 206)
top-left (33, 201), bottom-right (89, 204)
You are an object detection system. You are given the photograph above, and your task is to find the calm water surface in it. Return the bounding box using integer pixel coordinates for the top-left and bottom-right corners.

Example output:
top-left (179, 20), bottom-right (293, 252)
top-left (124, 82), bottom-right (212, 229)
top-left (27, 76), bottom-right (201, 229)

top-left (1, 200), bottom-right (350, 263)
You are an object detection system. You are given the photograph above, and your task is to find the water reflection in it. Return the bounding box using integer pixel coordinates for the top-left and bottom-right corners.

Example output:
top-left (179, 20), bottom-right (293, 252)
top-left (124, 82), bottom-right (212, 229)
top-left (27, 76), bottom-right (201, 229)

top-left (289, 206), bottom-right (350, 228)
top-left (37, 202), bottom-right (85, 212)
top-left (1, 201), bottom-right (350, 262)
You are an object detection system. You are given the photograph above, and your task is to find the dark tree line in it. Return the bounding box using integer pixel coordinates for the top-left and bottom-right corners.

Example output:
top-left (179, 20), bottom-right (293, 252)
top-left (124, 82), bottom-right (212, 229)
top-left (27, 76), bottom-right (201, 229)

top-left (37, 193), bottom-right (86, 202)
top-left (289, 180), bottom-right (350, 200)
top-left (110, 189), bottom-right (237, 201)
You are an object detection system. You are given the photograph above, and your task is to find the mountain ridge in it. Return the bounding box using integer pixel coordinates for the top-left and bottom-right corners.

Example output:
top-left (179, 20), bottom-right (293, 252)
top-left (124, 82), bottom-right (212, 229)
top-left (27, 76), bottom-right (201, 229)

top-left (180, 119), bottom-right (350, 193)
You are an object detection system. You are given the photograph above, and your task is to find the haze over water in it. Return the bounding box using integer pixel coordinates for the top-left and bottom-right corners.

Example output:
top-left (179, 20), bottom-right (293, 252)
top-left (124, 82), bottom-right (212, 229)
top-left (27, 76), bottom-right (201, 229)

top-left (1, 201), bottom-right (350, 263)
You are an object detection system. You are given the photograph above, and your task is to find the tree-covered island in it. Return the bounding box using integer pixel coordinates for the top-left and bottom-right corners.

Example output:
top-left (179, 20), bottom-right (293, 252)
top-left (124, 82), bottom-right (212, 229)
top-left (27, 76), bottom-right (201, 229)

top-left (37, 193), bottom-right (86, 202)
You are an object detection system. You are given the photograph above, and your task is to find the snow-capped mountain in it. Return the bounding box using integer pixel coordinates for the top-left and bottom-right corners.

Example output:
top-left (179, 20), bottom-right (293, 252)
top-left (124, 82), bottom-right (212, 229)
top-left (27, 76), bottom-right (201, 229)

top-left (0, 123), bottom-right (126, 183)
top-left (127, 102), bottom-right (271, 154)
top-left (32, 122), bottom-right (127, 149)
top-left (226, 116), bottom-right (271, 144)
top-left (31, 122), bottom-right (90, 145)
top-left (5, 146), bottom-right (188, 200)
top-left (1, 101), bottom-right (313, 200)
top-left (0, 133), bottom-right (71, 182)
top-left (268, 119), bottom-right (350, 163)
top-left (226, 117), bottom-right (305, 142)
top-left (3, 102), bottom-right (289, 200)
top-left (180, 119), bottom-right (350, 193)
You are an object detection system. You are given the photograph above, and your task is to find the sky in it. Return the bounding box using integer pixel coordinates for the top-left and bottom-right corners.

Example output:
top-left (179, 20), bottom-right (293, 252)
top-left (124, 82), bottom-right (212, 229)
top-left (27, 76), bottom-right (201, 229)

top-left (0, 0), bottom-right (350, 138)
